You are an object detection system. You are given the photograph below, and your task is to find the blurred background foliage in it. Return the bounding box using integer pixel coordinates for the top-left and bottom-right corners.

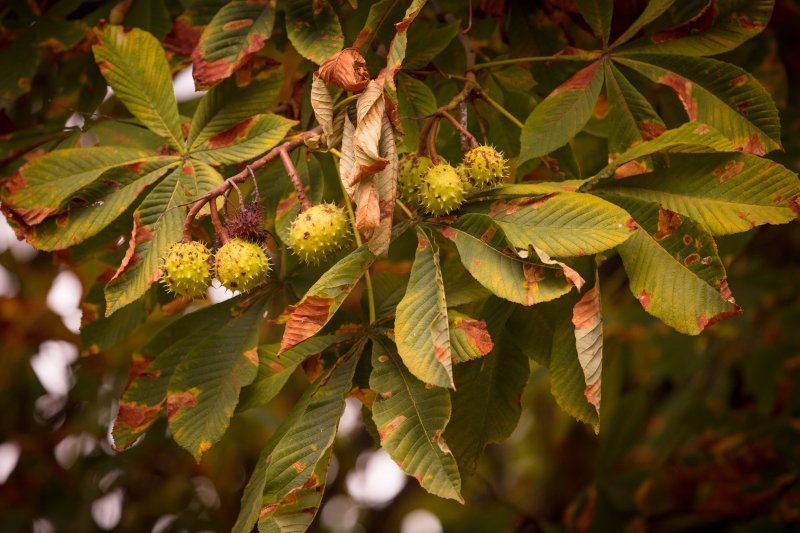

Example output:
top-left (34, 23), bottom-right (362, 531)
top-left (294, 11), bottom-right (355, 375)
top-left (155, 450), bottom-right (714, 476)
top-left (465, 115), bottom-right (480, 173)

top-left (1, 0), bottom-right (800, 531)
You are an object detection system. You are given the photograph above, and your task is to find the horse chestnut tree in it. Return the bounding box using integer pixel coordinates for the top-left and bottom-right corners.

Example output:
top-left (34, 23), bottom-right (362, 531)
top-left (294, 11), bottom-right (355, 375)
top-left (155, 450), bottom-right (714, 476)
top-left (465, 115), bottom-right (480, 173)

top-left (1, 0), bottom-right (797, 531)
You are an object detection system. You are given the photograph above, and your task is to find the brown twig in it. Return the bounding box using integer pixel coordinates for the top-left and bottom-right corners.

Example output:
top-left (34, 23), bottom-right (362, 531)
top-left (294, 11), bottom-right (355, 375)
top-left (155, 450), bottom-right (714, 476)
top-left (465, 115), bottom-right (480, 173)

top-left (438, 110), bottom-right (478, 150)
top-left (427, 118), bottom-right (441, 163)
top-left (181, 127), bottom-right (321, 241)
top-left (208, 197), bottom-right (229, 243)
top-left (279, 148), bottom-right (312, 211)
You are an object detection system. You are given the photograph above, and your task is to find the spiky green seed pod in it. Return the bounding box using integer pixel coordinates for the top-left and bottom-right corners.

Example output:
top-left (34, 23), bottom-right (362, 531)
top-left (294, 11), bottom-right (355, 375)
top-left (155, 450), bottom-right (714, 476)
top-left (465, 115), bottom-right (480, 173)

top-left (288, 203), bottom-right (350, 264)
top-left (398, 154), bottom-right (433, 206)
top-left (161, 241), bottom-right (213, 298)
top-left (215, 238), bottom-right (271, 292)
top-left (459, 145), bottom-right (507, 189)
top-left (419, 163), bottom-right (466, 216)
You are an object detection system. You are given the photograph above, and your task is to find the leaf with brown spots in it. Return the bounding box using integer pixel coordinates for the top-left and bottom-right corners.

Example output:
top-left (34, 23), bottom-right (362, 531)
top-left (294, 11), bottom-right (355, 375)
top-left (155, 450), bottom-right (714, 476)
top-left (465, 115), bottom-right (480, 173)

top-left (112, 297), bottom-right (250, 450)
top-left (192, 0), bottom-right (277, 88)
top-left (618, 0), bottom-right (773, 56)
top-left (572, 279), bottom-right (603, 417)
top-left (595, 152), bottom-right (800, 235)
top-left (395, 228), bottom-right (455, 389)
top-left (234, 348), bottom-right (360, 533)
top-left (605, 195), bottom-right (740, 335)
top-left (468, 190), bottom-right (635, 258)
top-left (445, 298), bottom-right (530, 472)
top-left (168, 297), bottom-right (270, 461)
top-left (280, 245), bottom-right (375, 353)
top-left (93, 25), bottom-right (185, 151)
top-left (614, 55), bottom-right (780, 155)
top-left (284, 0), bottom-right (344, 65)
top-left (449, 311), bottom-right (493, 364)
top-left (442, 215), bottom-right (576, 306)
top-left (383, 0), bottom-right (428, 100)
top-left (370, 337), bottom-right (463, 501)
top-left (239, 333), bottom-right (357, 412)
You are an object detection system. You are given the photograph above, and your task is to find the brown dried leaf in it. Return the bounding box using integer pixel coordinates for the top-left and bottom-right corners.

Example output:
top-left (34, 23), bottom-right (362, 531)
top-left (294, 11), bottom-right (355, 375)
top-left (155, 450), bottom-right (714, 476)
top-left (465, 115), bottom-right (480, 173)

top-left (316, 48), bottom-right (369, 92)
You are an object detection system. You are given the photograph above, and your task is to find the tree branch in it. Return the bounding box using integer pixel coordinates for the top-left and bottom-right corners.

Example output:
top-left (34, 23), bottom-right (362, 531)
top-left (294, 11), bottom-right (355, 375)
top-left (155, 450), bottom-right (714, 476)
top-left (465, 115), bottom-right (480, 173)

top-left (182, 126), bottom-right (321, 241)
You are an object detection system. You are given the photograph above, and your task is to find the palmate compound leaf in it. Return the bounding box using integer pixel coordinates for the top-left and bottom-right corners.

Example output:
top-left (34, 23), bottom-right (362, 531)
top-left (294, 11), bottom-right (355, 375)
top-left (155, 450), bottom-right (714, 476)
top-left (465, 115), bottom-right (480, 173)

top-left (438, 215), bottom-right (577, 306)
top-left (104, 161), bottom-right (223, 315)
top-left (613, 54), bottom-right (781, 155)
top-left (444, 298), bottom-right (530, 473)
top-left (167, 295), bottom-right (272, 460)
top-left (233, 344), bottom-right (362, 533)
top-left (92, 25), bottom-right (185, 151)
top-left (518, 59), bottom-right (604, 165)
top-left (284, 0), bottom-right (344, 65)
top-left (280, 245), bottom-right (375, 353)
top-left (395, 228), bottom-right (454, 389)
top-left (191, 0), bottom-right (277, 88)
top-left (594, 152), bottom-right (800, 236)
top-left (463, 191), bottom-right (636, 258)
top-left (112, 296), bottom-right (250, 450)
top-left (370, 336), bottom-right (463, 502)
top-left (602, 195), bottom-right (741, 335)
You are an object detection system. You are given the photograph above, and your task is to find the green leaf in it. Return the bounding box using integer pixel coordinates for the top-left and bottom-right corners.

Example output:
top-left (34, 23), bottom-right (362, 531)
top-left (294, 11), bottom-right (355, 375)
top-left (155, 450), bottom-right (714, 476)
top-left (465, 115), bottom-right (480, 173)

top-left (397, 73), bottom-right (437, 152)
top-left (395, 228), bottom-right (454, 389)
top-left (192, 0), bottom-right (277, 88)
top-left (8, 146), bottom-right (163, 213)
top-left (467, 192), bottom-right (635, 258)
top-left (188, 67), bottom-right (285, 149)
top-left (352, 0), bottom-right (401, 50)
top-left (258, 447), bottom-right (334, 533)
top-left (370, 337), bottom-right (463, 502)
top-left (440, 215), bottom-right (575, 306)
top-left (238, 334), bottom-right (356, 412)
top-left (603, 61), bottom-right (665, 159)
top-left (280, 244), bottom-right (375, 353)
top-left (384, 0), bottom-right (428, 98)
top-left (111, 298), bottom-right (247, 450)
top-left (614, 54), bottom-right (781, 154)
top-left (93, 25), bottom-right (185, 151)
top-left (257, 350), bottom-right (358, 527)
top-left (104, 162), bottom-right (223, 315)
top-left (403, 20), bottom-right (460, 71)
top-left (167, 298), bottom-right (268, 460)
top-left (584, 122), bottom-right (738, 186)
top-left (29, 159), bottom-right (179, 251)
top-left (445, 299), bottom-right (530, 472)
top-left (576, 0), bottom-right (613, 45)
top-left (618, 0), bottom-right (774, 57)
top-left (612, 0), bottom-right (676, 47)
top-left (80, 284), bottom-right (147, 356)
top-left (284, 0), bottom-right (344, 64)
top-left (189, 113), bottom-right (296, 166)
top-left (0, 31), bottom-right (39, 102)
top-left (234, 347), bottom-right (360, 533)
top-left (596, 153), bottom-right (800, 235)
top-left (519, 60), bottom-right (605, 164)
top-left (605, 195), bottom-right (740, 334)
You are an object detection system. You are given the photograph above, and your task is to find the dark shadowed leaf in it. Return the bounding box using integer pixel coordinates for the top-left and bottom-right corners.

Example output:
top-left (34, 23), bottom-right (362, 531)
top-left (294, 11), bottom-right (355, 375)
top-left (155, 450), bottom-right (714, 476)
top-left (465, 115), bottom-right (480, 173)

top-left (284, 0), bottom-right (344, 64)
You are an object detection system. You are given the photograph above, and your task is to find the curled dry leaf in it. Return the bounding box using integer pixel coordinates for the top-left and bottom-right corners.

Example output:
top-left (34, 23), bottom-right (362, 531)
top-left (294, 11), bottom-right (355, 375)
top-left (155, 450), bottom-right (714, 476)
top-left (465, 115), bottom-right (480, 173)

top-left (316, 48), bottom-right (370, 93)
